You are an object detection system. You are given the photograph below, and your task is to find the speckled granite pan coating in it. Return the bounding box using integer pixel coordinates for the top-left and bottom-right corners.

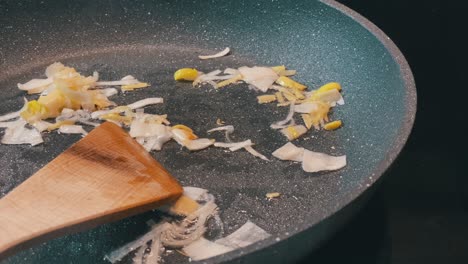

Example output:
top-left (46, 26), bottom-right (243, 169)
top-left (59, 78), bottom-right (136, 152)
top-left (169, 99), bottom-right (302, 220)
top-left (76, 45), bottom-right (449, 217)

top-left (0, 0), bottom-right (415, 263)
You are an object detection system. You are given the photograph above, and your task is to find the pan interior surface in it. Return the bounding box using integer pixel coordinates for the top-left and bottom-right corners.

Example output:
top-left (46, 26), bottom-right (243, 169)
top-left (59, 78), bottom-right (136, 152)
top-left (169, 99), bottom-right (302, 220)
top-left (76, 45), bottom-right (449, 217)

top-left (0, 0), bottom-right (414, 263)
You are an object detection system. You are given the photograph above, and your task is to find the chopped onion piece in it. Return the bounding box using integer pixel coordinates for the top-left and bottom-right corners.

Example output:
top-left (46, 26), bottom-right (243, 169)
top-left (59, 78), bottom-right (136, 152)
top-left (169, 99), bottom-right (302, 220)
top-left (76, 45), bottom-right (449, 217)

top-left (127, 97), bottom-right (164, 110)
top-left (1, 120), bottom-right (43, 146)
top-left (272, 142), bottom-right (304, 162)
top-left (183, 221), bottom-right (270, 261)
top-left (140, 134), bottom-right (172, 152)
top-left (214, 140), bottom-right (252, 151)
top-left (96, 75), bottom-right (140, 86)
top-left (312, 89), bottom-right (344, 106)
top-left (185, 138), bottom-right (215, 151)
top-left (32, 120), bottom-right (53, 132)
top-left (207, 125), bottom-right (234, 142)
top-left (302, 150), bottom-right (346, 172)
top-left (238, 66), bottom-right (279, 92)
top-left (0, 121), bottom-right (21, 128)
top-left (183, 238), bottom-right (233, 261)
top-left (224, 68), bottom-right (240, 75)
top-left (58, 125), bottom-right (88, 135)
top-left (207, 125), bottom-right (234, 133)
top-left (130, 122), bottom-right (169, 138)
top-left (280, 125), bottom-right (307, 141)
top-left (244, 146), bottom-right (269, 161)
top-left (198, 47), bottom-right (230, 60)
top-left (100, 88), bottom-right (118, 97)
top-left (271, 101), bottom-right (295, 129)
top-left (205, 70), bottom-right (222, 76)
top-left (0, 111), bottom-right (20, 122)
top-left (199, 74), bottom-right (237, 82)
top-left (294, 102), bottom-right (319, 113)
top-left (215, 220), bottom-right (270, 248)
top-left (17, 78), bottom-right (53, 94)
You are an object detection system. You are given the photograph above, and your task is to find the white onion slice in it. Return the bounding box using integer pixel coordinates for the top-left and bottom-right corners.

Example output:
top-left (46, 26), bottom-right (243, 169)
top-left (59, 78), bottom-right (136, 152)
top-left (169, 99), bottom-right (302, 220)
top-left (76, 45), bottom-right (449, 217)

top-left (207, 125), bottom-right (234, 133)
top-left (17, 78), bottom-right (53, 93)
top-left (244, 146), bottom-right (269, 161)
top-left (185, 138), bottom-right (215, 151)
top-left (207, 125), bottom-right (234, 142)
top-left (206, 70), bottom-right (223, 76)
top-left (183, 238), bottom-right (233, 261)
top-left (214, 140), bottom-right (252, 151)
top-left (312, 89), bottom-right (344, 106)
top-left (32, 120), bottom-right (53, 132)
top-left (45, 62), bottom-right (65, 77)
top-left (272, 142), bottom-right (304, 162)
top-left (1, 120), bottom-right (43, 146)
top-left (127, 97), bottom-right (164, 110)
top-left (199, 74), bottom-right (237, 82)
top-left (130, 122), bottom-right (169, 138)
top-left (0, 121), bottom-right (21, 128)
top-left (238, 66), bottom-right (279, 92)
top-left (224, 68), bottom-right (240, 75)
top-left (198, 47), bottom-right (230, 60)
top-left (183, 221), bottom-right (270, 261)
top-left (58, 125), bottom-right (88, 135)
top-left (302, 150), bottom-right (346, 172)
top-left (0, 111), bottom-right (20, 122)
top-left (183, 187), bottom-right (209, 202)
top-left (294, 102), bottom-right (319, 113)
top-left (96, 75), bottom-right (140, 86)
top-left (100, 88), bottom-right (118, 97)
top-left (271, 102), bottom-right (295, 129)
top-left (215, 220), bottom-right (271, 248)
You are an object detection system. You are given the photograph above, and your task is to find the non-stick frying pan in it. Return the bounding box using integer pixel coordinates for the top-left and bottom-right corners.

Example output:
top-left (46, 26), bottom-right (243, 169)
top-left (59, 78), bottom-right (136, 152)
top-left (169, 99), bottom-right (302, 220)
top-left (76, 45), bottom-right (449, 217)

top-left (0, 0), bottom-right (416, 263)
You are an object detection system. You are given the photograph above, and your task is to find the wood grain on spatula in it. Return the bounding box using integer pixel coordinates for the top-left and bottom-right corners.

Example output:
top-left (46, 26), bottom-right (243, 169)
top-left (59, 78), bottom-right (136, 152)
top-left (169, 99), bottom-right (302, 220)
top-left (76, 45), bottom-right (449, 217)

top-left (0, 122), bottom-right (183, 259)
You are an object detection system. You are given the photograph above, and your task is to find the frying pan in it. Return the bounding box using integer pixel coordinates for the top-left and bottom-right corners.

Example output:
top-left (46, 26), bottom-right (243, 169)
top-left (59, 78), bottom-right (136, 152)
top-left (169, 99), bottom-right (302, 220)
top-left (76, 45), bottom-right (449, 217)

top-left (0, 0), bottom-right (416, 263)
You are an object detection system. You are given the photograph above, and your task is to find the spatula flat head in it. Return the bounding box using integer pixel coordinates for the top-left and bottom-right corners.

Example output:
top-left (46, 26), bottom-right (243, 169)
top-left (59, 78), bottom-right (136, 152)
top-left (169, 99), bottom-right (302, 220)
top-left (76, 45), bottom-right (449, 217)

top-left (0, 122), bottom-right (183, 257)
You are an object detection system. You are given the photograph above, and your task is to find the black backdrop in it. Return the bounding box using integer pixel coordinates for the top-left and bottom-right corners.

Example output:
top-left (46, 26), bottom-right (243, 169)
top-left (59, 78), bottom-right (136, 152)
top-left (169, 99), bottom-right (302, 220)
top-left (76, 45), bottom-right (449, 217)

top-left (300, 1), bottom-right (468, 263)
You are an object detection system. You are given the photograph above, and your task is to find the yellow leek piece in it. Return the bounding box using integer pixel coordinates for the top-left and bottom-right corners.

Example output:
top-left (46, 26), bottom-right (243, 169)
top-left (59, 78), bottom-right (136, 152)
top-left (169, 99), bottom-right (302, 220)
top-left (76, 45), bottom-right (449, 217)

top-left (282, 91), bottom-right (297, 102)
top-left (271, 65), bottom-right (286, 74)
top-left (121, 82), bottom-right (150, 91)
top-left (172, 124), bottom-right (198, 140)
top-left (275, 92), bottom-right (285, 103)
top-left (275, 76), bottom-right (307, 91)
top-left (323, 120), bottom-right (342, 131)
top-left (287, 126), bottom-right (300, 140)
top-left (317, 82), bottom-right (341, 93)
top-left (257, 94), bottom-right (277, 104)
top-left (301, 113), bottom-right (313, 129)
top-left (168, 195), bottom-right (200, 216)
top-left (174, 68), bottom-right (198, 81)
top-left (216, 74), bottom-right (243, 88)
top-left (99, 113), bottom-right (133, 126)
top-left (20, 100), bottom-right (49, 122)
top-left (266, 192), bottom-right (281, 199)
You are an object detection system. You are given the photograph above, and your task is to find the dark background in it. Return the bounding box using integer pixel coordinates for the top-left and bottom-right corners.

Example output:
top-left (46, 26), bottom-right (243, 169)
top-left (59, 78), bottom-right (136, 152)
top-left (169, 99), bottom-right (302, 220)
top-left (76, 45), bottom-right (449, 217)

top-left (300, 1), bottom-right (468, 263)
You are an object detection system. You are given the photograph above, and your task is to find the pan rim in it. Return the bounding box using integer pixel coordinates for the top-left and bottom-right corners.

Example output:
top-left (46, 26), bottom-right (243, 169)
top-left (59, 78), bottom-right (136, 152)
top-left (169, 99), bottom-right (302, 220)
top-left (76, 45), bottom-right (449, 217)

top-left (199, 0), bottom-right (417, 263)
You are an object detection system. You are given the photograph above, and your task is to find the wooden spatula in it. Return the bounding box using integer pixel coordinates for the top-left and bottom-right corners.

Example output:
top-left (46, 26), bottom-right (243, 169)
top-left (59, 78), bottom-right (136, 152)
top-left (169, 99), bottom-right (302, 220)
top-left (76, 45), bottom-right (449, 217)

top-left (0, 122), bottom-right (183, 259)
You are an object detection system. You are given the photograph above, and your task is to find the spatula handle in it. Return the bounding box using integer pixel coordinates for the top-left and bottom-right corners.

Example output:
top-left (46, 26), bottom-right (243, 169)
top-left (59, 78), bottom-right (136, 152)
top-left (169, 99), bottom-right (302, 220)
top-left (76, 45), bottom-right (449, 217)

top-left (0, 122), bottom-right (183, 260)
